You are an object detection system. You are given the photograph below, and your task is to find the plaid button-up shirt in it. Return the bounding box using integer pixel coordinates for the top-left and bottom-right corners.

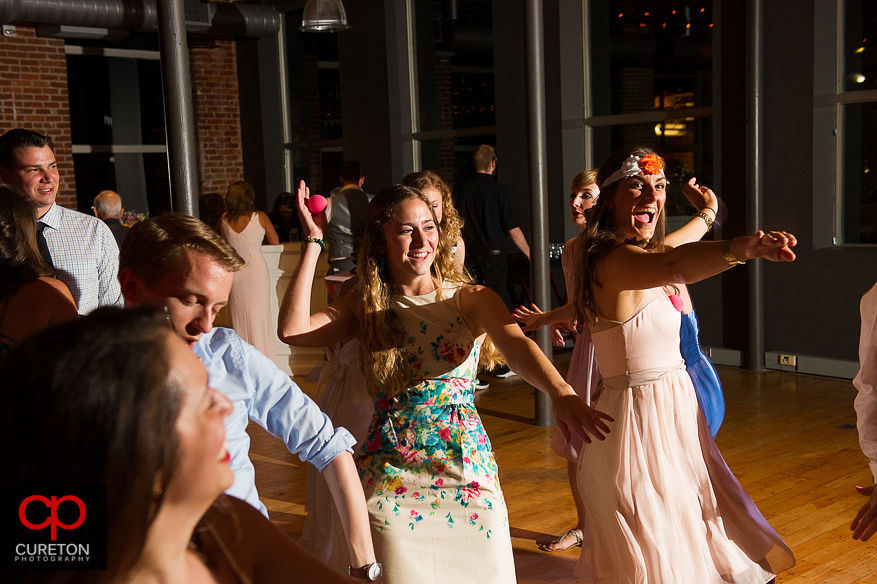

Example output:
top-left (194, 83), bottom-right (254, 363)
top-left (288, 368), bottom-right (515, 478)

top-left (39, 203), bottom-right (123, 314)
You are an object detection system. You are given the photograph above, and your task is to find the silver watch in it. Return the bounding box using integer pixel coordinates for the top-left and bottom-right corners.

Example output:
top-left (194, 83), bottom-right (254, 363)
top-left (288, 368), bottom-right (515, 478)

top-left (349, 562), bottom-right (382, 581)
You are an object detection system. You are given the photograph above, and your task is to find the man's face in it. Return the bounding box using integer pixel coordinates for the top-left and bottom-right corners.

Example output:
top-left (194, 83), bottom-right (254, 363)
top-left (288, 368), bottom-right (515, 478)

top-left (121, 250), bottom-right (234, 348)
top-left (0, 146), bottom-right (59, 217)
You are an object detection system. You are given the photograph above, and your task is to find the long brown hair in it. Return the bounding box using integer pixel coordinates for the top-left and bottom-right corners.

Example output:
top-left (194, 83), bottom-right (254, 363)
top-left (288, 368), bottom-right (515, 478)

top-left (2, 307), bottom-right (184, 584)
top-left (0, 186), bottom-right (52, 297)
top-left (224, 181), bottom-right (256, 222)
top-left (356, 185), bottom-right (500, 397)
top-left (573, 147), bottom-right (666, 323)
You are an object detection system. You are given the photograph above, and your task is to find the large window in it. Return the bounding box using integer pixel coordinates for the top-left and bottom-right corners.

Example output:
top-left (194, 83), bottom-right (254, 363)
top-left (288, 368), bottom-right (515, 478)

top-left (814, 0), bottom-right (877, 245)
top-left (66, 38), bottom-right (170, 217)
top-left (411, 0), bottom-right (496, 188)
top-left (587, 0), bottom-right (714, 231)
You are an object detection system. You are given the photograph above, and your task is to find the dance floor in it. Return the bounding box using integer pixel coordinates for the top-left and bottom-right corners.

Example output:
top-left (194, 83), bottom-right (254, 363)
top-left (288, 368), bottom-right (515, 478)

top-left (249, 348), bottom-right (874, 583)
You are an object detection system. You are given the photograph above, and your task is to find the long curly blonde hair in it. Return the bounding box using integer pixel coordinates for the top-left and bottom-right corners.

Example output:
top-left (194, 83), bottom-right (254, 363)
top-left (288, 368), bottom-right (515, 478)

top-left (356, 185), bottom-right (501, 398)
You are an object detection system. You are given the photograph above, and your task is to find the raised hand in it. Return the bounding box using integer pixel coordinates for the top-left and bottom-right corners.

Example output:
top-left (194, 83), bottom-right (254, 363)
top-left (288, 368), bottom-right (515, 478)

top-left (683, 177), bottom-right (719, 214)
top-left (296, 180), bottom-right (328, 239)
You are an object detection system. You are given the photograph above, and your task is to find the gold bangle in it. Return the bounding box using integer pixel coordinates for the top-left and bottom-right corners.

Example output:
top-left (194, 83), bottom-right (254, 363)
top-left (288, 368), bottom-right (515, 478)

top-left (693, 211), bottom-right (714, 229)
top-left (720, 239), bottom-right (745, 265)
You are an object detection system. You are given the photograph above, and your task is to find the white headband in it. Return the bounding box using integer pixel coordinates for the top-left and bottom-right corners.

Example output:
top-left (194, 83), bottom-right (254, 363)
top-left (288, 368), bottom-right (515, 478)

top-left (600, 154), bottom-right (665, 189)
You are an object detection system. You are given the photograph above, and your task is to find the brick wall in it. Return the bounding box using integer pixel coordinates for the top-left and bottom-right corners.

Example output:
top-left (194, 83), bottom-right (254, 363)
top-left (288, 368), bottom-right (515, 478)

top-left (0, 27), bottom-right (77, 208)
top-left (189, 37), bottom-right (245, 198)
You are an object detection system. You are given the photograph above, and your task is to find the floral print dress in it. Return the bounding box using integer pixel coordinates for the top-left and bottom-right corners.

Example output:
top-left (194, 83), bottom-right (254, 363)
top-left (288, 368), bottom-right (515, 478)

top-left (358, 281), bottom-right (516, 584)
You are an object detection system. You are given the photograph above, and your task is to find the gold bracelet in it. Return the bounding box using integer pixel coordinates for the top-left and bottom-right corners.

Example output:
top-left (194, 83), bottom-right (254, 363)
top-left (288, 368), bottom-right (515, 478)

top-left (694, 211), bottom-right (714, 229)
top-left (720, 239), bottom-right (745, 265)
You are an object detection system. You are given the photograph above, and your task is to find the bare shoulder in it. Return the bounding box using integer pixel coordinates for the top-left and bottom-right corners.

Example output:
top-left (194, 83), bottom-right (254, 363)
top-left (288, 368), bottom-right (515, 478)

top-left (26, 278), bottom-right (77, 315)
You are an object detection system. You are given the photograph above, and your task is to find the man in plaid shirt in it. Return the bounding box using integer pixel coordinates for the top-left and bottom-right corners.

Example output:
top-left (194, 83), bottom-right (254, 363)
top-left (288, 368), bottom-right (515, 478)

top-left (0, 129), bottom-right (122, 313)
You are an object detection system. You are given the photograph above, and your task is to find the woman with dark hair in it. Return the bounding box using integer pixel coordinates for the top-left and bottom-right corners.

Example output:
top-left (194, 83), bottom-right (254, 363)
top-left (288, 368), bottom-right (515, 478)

top-left (0, 186), bottom-right (76, 358)
top-left (279, 181), bottom-right (612, 584)
top-left (570, 147), bottom-right (796, 582)
top-left (2, 307), bottom-right (352, 584)
top-left (220, 180), bottom-right (280, 360)
top-left (269, 191), bottom-right (302, 242)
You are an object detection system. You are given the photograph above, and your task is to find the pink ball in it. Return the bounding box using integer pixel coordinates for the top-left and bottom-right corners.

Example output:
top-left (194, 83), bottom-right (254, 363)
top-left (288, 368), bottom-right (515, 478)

top-left (306, 194), bottom-right (327, 214)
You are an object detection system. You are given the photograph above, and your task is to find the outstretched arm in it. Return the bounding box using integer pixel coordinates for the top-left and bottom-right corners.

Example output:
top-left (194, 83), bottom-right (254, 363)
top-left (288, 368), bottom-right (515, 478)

top-left (278, 181), bottom-right (357, 347)
top-left (323, 453), bottom-right (377, 568)
top-left (600, 231), bottom-right (797, 294)
top-left (460, 286), bottom-right (612, 445)
top-left (513, 303), bottom-right (572, 347)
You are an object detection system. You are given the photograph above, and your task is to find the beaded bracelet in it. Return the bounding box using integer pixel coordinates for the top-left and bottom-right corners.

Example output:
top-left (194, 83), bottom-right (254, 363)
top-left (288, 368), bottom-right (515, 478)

top-left (303, 236), bottom-right (326, 252)
top-left (694, 211), bottom-right (714, 229)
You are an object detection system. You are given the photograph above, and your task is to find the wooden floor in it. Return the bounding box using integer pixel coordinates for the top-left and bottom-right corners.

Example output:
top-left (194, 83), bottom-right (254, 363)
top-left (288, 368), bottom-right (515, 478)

top-left (247, 348), bottom-right (875, 583)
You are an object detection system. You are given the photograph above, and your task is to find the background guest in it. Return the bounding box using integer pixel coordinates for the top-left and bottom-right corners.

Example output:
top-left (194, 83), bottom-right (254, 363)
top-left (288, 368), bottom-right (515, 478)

top-left (219, 180), bottom-right (280, 361)
top-left (93, 189), bottom-right (129, 248)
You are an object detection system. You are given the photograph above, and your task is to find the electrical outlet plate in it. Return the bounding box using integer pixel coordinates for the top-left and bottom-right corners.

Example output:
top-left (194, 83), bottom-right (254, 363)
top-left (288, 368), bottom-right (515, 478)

top-left (779, 354), bottom-right (797, 366)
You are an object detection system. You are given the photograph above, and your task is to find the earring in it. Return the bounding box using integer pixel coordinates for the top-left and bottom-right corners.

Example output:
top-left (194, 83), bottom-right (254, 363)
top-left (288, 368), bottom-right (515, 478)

top-left (155, 487), bottom-right (163, 496)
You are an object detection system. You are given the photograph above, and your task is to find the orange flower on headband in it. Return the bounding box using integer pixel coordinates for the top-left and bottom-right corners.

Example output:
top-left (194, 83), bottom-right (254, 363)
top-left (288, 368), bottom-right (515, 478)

top-left (638, 154), bottom-right (664, 175)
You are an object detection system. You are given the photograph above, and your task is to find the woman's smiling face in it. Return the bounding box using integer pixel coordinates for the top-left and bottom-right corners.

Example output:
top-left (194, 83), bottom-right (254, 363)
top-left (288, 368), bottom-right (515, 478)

top-left (609, 173), bottom-right (667, 241)
top-left (381, 197), bottom-right (439, 287)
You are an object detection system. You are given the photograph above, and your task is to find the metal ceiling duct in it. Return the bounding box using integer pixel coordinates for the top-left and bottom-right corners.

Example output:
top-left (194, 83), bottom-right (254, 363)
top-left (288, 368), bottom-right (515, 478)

top-left (0, 0), bottom-right (281, 38)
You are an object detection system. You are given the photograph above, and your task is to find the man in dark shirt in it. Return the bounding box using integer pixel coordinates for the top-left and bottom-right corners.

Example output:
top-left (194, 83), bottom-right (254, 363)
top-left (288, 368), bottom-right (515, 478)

top-left (93, 189), bottom-right (129, 248)
top-left (455, 145), bottom-right (530, 310)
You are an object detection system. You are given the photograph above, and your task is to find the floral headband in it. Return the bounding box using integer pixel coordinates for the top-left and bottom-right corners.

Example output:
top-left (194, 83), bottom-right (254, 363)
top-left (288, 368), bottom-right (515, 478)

top-left (600, 154), bottom-right (665, 189)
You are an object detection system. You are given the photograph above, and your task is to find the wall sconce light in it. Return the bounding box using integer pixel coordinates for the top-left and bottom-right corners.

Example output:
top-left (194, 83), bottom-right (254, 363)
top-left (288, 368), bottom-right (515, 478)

top-left (299, 0), bottom-right (351, 33)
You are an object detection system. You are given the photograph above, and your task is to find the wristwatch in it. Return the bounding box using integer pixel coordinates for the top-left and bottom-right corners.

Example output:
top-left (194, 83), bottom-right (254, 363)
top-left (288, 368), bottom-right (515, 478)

top-left (349, 562), bottom-right (382, 581)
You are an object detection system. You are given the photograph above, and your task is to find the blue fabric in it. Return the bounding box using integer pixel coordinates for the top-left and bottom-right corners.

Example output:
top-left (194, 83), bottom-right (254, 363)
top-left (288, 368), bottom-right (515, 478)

top-left (680, 311), bottom-right (725, 438)
top-left (194, 328), bottom-right (355, 516)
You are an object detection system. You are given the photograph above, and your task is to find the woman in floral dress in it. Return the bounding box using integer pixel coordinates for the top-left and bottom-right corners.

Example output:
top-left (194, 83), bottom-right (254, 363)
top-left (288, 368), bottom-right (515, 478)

top-left (279, 182), bottom-right (613, 584)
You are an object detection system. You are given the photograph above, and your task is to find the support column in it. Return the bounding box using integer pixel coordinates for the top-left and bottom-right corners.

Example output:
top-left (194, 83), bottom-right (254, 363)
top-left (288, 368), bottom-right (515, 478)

top-left (524, 0), bottom-right (554, 427)
top-left (746, 0), bottom-right (764, 370)
top-left (156, 0), bottom-right (199, 216)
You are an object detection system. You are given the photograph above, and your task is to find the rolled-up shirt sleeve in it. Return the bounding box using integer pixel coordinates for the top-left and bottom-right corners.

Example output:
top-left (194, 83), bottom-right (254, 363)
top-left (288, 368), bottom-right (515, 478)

top-left (241, 338), bottom-right (356, 470)
top-left (195, 328), bottom-right (356, 515)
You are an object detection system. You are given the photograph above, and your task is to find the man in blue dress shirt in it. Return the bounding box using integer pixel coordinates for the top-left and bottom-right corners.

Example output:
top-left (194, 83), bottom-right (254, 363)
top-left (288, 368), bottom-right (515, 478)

top-left (117, 212), bottom-right (377, 573)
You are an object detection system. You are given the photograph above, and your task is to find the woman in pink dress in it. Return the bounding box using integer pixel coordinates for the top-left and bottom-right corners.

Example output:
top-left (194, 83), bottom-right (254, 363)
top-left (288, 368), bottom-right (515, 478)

top-left (220, 181), bottom-right (280, 360)
top-left (515, 169), bottom-right (720, 552)
top-left (572, 147), bottom-right (796, 583)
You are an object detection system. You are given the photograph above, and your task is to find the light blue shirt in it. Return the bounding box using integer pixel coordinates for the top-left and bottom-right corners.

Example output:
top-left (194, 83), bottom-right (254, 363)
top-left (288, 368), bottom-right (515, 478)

top-left (193, 328), bottom-right (356, 516)
top-left (39, 203), bottom-right (123, 314)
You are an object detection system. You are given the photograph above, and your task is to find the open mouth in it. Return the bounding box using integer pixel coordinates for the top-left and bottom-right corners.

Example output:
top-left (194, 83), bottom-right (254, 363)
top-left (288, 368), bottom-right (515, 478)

top-left (408, 251), bottom-right (429, 261)
top-left (633, 208), bottom-right (656, 225)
